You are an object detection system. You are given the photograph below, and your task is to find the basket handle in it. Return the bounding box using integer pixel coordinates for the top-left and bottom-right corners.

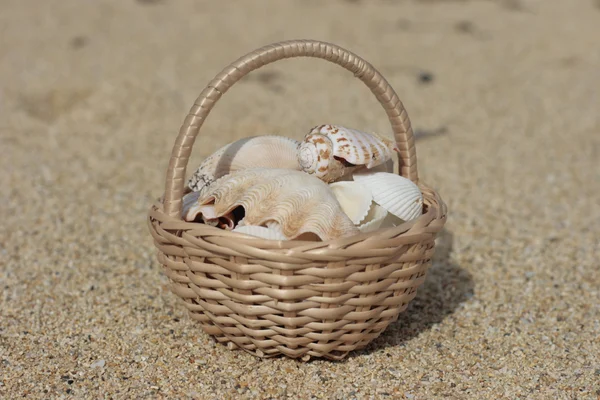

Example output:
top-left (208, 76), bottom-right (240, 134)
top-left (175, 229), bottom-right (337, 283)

top-left (163, 39), bottom-right (418, 218)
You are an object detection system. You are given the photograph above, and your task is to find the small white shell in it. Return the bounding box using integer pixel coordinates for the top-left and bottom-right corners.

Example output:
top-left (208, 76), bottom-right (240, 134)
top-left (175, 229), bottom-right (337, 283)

top-left (353, 171), bottom-right (423, 221)
top-left (232, 225), bottom-right (288, 240)
top-left (187, 135), bottom-right (301, 192)
top-left (357, 203), bottom-right (389, 233)
top-left (380, 213), bottom-right (406, 229)
top-left (186, 168), bottom-right (359, 241)
top-left (329, 181), bottom-right (372, 224)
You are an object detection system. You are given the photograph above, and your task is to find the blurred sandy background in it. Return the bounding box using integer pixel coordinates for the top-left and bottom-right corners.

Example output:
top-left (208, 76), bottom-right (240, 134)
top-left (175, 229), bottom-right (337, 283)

top-left (1, 0), bottom-right (599, 398)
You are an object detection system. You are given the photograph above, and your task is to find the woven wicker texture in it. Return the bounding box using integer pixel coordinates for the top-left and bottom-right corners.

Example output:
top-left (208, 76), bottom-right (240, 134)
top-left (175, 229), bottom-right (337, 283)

top-left (148, 39), bottom-right (447, 360)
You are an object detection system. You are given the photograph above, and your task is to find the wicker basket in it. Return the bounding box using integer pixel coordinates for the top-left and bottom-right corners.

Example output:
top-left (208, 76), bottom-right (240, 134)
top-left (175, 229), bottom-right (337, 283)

top-left (147, 39), bottom-right (447, 361)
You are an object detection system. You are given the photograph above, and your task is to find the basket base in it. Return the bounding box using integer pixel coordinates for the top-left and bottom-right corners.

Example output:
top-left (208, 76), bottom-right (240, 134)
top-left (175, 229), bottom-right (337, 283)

top-left (183, 291), bottom-right (416, 361)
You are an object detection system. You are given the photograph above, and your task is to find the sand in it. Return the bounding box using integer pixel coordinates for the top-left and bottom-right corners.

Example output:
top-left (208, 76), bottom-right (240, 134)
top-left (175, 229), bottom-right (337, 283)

top-left (1, 0), bottom-right (599, 398)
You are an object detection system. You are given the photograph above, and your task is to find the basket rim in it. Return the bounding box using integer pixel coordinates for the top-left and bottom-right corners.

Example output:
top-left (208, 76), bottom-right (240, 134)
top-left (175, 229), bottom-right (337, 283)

top-left (148, 180), bottom-right (447, 251)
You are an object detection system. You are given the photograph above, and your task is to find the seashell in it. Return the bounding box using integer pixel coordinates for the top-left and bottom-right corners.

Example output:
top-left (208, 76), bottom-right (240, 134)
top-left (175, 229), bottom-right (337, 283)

top-left (297, 132), bottom-right (349, 183)
top-left (379, 213), bottom-right (406, 229)
top-left (185, 168), bottom-right (360, 241)
top-left (187, 135), bottom-right (301, 193)
top-left (298, 124), bottom-right (399, 183)
top-left (334, 172), bottom-right (355, 182)
top-left (311, 124), bottom-right (400, 168)
top-left (261, 221), bottom-right (321, 242)
top-left (334, 159), bottom-right (395, 183)
top-left (182, 190), bottom-right (201, 219)
top-left (232, 224), bottom-right (288, 240)
top-left (367, 158), bottom-right (395, 174)
top-left (183, 199), bottom-right (237, 230)
top-left (357, 202), bottom-right (390, 233)
top-left (353, 171), bottom-right (423, 221)
top-left (202, 208), bottom-right (236, 230)
top-left (329, 181), bottom-right (372, 224)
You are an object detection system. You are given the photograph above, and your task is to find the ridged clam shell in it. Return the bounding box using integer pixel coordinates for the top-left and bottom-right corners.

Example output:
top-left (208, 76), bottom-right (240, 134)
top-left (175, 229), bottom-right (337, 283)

top-left (187, 136), bottom-right (301, 192)
top-left (232, 225), bottom-right (288, 240)
top-left (186, 168), bottom-right (359, 241)
top-left (357, 202), bottom-right (389, 233)
top-left (329, 181), bottom-right (372, 224)
top-left (353, 171), bottom-right (423, 221)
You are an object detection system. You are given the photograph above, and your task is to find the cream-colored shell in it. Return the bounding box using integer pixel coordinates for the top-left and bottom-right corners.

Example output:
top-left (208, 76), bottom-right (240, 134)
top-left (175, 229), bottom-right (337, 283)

top-left (353, 171), bottom-right (423, 221)
top-left (183, 191), bottom-right (237, 229)
top-left (379, 213), bottom-right (407, 229)
top-left (329, 181), bottom-right (372, 224)
top-left (187, 135), bottom-right (301, 192)
top-left (186, 168), bottom-right (359, 241)
top-left (357, 203), bottom-right (389, 233)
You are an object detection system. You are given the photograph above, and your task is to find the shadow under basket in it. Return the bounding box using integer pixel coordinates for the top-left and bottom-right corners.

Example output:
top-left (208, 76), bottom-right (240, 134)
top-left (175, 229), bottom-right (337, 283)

top-left (147, 39), bottom-right (447, 361)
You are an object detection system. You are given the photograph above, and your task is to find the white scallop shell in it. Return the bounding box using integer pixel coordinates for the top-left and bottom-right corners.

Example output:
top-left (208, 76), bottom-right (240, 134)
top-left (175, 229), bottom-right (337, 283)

top-left (187, 135), bottom-right (301, 192)
top-left (353, 171), bottom-right (423, 221)
top-left (357, 202), bottom-right (389, 233)
top-left (185, 168), bottom-right (359, 241)
top-left (232, 225), bottom-right (288, 240)
top-left (329, 181), bottom-right (372, 224)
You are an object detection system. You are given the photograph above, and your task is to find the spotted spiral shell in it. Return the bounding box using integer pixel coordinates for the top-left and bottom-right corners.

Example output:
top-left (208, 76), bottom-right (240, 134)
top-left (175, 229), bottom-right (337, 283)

top-left (297, 124), bottom-right (399, 182)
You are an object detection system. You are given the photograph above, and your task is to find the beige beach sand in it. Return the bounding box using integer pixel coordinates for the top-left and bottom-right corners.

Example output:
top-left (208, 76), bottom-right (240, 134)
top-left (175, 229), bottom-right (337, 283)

top-left (1, 0), bottom-right (599, 398)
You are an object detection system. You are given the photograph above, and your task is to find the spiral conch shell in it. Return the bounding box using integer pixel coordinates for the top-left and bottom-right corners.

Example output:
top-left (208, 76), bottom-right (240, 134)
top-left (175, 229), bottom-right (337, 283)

top-left (187, 136), bottom-right (301, 193)
top-left (184, 168), bottom-right (359, 241)
top-left (298, 124), bottom-right (400, 182)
